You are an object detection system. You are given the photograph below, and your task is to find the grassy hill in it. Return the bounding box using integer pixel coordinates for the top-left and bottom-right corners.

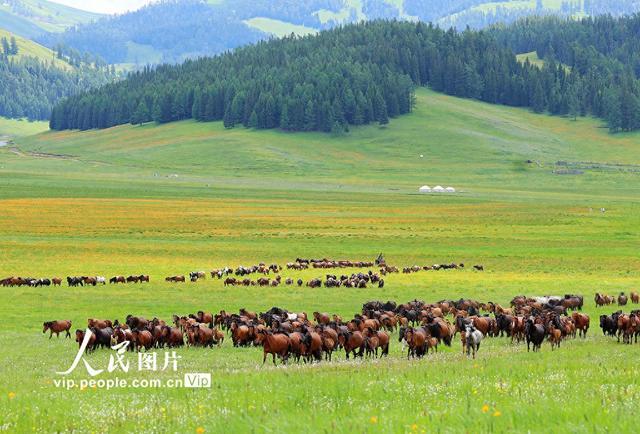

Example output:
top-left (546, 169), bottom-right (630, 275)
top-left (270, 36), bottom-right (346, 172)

top-left (0, 0), bottom-right (100, 38)
top-left (0, 28), bottom-right (73, 69)
top-left (16, 88), bottom-right (640, 200)
top-left (2, 89), bottom-right (639, 432)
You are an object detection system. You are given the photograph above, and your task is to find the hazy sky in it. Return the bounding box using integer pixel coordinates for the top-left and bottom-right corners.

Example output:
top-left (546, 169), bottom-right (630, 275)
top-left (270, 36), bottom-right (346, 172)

top-left (50, 0), bottom-right (158, 14)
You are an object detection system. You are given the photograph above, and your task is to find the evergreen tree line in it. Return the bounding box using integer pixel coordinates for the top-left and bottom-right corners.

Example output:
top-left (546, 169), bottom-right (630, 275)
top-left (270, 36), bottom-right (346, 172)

top-left (1, 37), bottom-right (19, 56)
top-left (50, 18), bottom-right (640, 133)
top-left (0, 55), bottom-right (117, 121)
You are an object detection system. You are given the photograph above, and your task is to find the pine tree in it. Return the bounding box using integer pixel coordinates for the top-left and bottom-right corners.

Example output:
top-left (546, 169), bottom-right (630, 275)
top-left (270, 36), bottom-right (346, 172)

top-left (130, 100), bottom-right (150, 125)
top-left (248, 110), bottom-right (258, 128)
top-left (191, 90), bottom-right (203, 121)
top-left (279, 102), bottom-right (290, 130)
top-left (374, 92), bottom-right (389, 125)
top-left (303, 99), bottom-right (315, 131)
top-left (10, 37), bottom-right (18, 55)
top-left (603, 89), bottom-right (622, 132)
top-left (567, 83), bottom-right (580, 121)
top-left (223, 100), bottom-right (235, 129)
top-left (331, 120), bottom-right (345, 136)
top-left (1, 38), bottom-right (10, 56)
top-left (153, 92), bottom-right (173, 124)
top-left (532, 81), bottom-right (546, 113)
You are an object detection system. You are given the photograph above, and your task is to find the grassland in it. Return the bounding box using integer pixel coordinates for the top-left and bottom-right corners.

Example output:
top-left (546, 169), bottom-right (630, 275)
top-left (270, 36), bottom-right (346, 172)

top-left (0, 117), bottom-right (49, 141)
top-left (516, 51), bottom-right (545, 68)
top-left (1, 89), bottom-right (639, 432)
top-left (244, 17), bottom-right (318, 37)
top-left (0, 28), bottom-right (73, 70)
top-left (0, 0), bottom-right (99, 37)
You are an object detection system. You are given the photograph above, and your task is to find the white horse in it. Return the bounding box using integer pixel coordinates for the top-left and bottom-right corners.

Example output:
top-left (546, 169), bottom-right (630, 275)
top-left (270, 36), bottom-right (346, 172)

top-left (96, 276), bottom-right (106, 285)
top-left (465, 325), bottom-right (483, 359)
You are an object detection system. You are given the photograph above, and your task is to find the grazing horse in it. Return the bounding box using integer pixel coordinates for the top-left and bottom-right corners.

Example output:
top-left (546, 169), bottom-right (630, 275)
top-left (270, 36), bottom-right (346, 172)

top-left (547, 324), bottom-right (562, 350)
top-left (256, 330), bottom-right (291, 366)
top-left (43, 320), bottom-right (72, 338)
top-left (75, 329), bottom-right (96, 353)
top-left (162, 326), bottom-right (185, 348)
top-left (571, 312), bottom-right (590, 338)
top-left (525, 318), bottom-right (545, 352)
top-left (196, 311), bottom-right (214, 327)
top-left (338, 330), bottom-right (364, 359)
top-left (165, 275), bottom-right (185, 283)
top-left (302, 331), bottom-right (323, 362)
top-left (465, 325), bottom-right (483, 359)
top-left (91, 327), bottom-right (114, 349)
top-left (110, 276), bottom-right (126, 284)
top-left (190, 324), bottom-right (215, 347)
top-left (402, 327), bottom-right (427, 359)
top-left (130, 329), bottom-right (154, 352)
top-left (631, 292), bottom-right (640, 304)
top-left (67, 276), bottom-right (83, 287)
top-left (618, 292), bottom-right (628, 306)
top-left (599, 314), bottom-right (617, 337)
top-left (110, 326), bottom-right (135, 351)
top-left (87, 318), bottom-right (113, 329)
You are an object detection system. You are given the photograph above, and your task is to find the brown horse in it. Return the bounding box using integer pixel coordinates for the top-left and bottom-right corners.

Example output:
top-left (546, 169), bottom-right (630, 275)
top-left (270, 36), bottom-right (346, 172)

top-left (239, 308), bottom-right (257, 320)
top-left (165, 275), bottom-right (185, 283)
top-left (130, 329), bottom-right (154, 351)
top-left (403, 327), bottom-right (427, 358)
top-left (161, 326), bottom-right (185, 348)
top-left (313, 312), bottom-right (330, 325)
top-left (191, 324), bottom-right (215, 347)
top-left (75, 329), bottom-right (96, 352)
top-left (110, 326), bottom-right (134, 351)
top-left (257, 330), bottom-right (291, 366)
top-left (43, 320), bottom-right (72, 338)
top-left (88, 318), bottom-right (112, 329)
top-left (571, 312), bottom-right (590, 338)
top-left (196, 311), bottom-right (214, 326)
top-left (339, 330), bottom-right (364, 359)
top-left (547, 324), bottom-right (562, 350)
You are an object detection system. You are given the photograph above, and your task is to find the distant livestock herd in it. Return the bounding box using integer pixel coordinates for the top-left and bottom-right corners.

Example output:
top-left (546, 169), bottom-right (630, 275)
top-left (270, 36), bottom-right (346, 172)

top-left (2, 257), bottom-right (484, 288)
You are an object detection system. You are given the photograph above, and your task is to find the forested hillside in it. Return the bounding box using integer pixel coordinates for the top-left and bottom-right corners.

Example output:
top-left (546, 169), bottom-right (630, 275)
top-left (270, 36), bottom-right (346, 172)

top-left (50, 17), bottom-right (640, 133)
top-left (0, 28), bottom-right (116, 121)
top-left (492, 15), bottom-right (640, 131)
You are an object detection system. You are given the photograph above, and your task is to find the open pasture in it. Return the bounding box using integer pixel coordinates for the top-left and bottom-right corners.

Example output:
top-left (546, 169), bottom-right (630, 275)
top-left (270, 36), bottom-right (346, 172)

top-left (1, 89), bottom-right (640, 432)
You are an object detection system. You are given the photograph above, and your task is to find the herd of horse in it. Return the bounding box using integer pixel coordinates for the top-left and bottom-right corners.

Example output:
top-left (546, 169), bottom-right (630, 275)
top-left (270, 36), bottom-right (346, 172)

top-left (599, 310), bottom-right (640, 344)
top-left (1, 275), bottom-right (150, 287)
top-left (3, 258), bottom-right (484, 288)
top-left (594, 291), bottom-right (639, 306)
top-left (42, 291), bottom-right (640, 365)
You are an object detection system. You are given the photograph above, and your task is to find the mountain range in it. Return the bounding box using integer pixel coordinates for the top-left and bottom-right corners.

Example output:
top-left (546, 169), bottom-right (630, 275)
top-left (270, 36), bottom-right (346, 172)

top-left (2, 0), bottom-right (640, 66)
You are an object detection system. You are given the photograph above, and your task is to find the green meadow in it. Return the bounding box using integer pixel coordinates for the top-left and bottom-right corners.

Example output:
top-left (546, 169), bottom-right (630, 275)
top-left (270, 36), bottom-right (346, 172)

top-left (1, 89), bottom-right (639, 433)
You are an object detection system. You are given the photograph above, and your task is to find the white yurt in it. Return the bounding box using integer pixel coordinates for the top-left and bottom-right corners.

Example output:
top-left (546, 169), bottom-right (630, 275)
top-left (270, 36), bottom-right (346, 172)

top-left (432, 185), bottom-right (445, 193)
top-left (419, 185), bottom-right (431, 193)
top-left (445, 187), bottom-right (456, 193)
